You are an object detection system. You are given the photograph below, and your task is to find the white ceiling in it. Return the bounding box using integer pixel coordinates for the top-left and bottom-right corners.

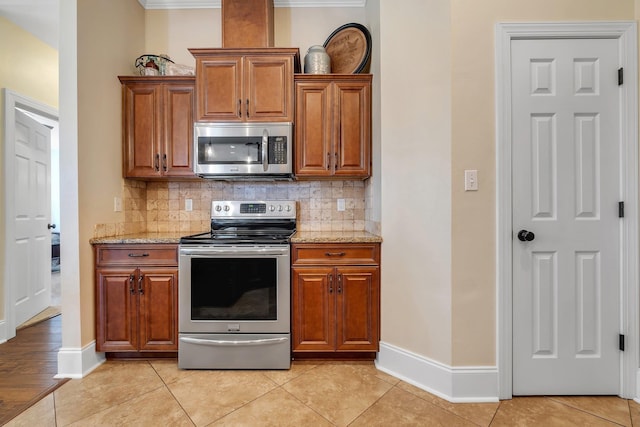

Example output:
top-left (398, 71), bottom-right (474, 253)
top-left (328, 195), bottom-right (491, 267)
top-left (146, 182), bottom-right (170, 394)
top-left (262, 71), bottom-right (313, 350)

top-left (0, 0), bottom-right (366, 50)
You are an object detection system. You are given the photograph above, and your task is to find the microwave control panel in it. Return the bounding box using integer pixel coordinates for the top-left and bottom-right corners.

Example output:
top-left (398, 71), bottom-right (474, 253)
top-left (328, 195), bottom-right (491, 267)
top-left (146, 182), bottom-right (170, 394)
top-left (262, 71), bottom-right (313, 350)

top-left (268, 137), bottom-right (287, 164)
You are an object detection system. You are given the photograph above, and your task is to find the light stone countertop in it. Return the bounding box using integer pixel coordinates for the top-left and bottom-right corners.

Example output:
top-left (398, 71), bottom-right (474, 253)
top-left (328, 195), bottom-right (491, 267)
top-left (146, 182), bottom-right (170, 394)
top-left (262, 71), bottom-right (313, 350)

top-left (290, 230), bottom-right (382, 244)
top-left (89, 232), bottom-right (186, 245)
top-left (90, 230), bottom-right (382, 245)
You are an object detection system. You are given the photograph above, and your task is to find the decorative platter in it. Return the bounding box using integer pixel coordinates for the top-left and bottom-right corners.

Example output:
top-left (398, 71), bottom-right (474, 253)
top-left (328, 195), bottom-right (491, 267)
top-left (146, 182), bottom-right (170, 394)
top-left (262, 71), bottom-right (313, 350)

top-left (323, 23), bottom-right (371, 74)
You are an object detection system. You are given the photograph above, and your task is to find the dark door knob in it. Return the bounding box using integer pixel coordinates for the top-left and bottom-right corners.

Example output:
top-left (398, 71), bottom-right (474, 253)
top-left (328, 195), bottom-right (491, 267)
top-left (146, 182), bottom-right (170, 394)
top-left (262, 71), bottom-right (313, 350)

top-left (47, 223), bottom-right (57, 230)
top-left (517, 229), bottom-right (535, 242)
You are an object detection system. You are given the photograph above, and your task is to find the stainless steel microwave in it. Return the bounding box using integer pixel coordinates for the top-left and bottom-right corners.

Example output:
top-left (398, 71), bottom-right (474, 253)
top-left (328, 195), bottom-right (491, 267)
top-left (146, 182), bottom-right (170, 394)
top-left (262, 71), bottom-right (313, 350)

top-left (194, 122), bottom-right (293, 180)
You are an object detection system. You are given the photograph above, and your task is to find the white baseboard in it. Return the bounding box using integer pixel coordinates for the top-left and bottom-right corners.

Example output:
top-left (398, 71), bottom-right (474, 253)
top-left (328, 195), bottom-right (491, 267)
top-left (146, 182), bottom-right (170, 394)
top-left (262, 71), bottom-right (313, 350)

top-left (0, 318), bottom-right (5, 343)
top-left (55, 341), bottom-right (105, 379)
top-left (376, 341), bottom-right (499, 403)
top-left (634, 369), bottom-right (640, 403)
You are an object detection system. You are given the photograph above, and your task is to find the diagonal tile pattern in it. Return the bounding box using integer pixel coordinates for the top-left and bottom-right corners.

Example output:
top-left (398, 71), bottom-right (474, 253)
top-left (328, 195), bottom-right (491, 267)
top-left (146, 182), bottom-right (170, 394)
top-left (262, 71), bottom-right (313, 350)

top-left (6, 359), bottom-right (640, 427)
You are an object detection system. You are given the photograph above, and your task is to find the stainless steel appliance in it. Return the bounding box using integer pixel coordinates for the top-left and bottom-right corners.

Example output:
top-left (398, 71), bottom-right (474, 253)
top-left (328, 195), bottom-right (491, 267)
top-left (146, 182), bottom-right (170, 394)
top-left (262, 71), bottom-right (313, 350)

top-left (194, 122), bottom-right (293, 180)
top-left (178, 200), bottom-right (296, 369)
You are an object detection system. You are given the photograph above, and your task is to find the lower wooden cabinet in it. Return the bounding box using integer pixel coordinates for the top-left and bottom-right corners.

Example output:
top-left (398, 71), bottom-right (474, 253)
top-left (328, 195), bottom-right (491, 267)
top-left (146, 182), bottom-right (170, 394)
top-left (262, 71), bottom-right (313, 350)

top-left (94, 244), bottom-right (178, 353)
top-left (291, 243), bottom-right (380, 357)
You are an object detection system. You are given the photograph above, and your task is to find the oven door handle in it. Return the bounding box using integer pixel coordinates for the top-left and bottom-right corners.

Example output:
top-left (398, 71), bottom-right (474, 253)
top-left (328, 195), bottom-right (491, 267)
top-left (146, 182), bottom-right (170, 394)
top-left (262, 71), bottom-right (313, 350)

top-left (180, 336), bottom-right (288, 347)
top-left (179, 248), bottom-right (289, 256)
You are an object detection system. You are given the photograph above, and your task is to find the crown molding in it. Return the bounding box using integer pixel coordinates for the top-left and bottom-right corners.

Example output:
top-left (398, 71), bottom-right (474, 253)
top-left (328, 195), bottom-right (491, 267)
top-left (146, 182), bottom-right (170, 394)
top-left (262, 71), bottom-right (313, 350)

top-left (138, 0), bottom-right (366, 9)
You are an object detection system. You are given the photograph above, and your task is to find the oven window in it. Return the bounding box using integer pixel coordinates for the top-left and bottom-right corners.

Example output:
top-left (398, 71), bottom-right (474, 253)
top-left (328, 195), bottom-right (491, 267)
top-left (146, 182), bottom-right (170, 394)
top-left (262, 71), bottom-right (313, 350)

top-left (190, 258), bottom-right (277, 320)
top-left (198, 137), bottom-right (262, 164)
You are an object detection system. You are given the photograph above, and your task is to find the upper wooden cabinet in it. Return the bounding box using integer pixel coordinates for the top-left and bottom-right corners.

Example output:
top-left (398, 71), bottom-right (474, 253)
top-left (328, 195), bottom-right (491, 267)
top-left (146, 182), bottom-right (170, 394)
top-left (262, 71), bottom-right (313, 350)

top-left (189, 48), bottom-right (300, 122)
top-left (294, 74), bottom-right (372, 179)
top-left (119, 76), bottom-right (196, 179)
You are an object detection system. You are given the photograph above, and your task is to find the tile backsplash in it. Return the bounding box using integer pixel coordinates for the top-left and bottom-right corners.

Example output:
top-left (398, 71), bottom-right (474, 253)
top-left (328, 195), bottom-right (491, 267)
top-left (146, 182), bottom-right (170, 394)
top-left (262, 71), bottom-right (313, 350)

top-left (94, 179), bottom-right (379, 238)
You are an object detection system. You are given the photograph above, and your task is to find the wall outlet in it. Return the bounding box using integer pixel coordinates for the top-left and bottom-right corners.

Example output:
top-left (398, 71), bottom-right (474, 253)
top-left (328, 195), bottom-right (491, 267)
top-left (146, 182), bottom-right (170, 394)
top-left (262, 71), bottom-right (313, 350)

top-left (337, 198), bottom-right (345, 211)
top-left (185, 198), bottom-right (193, 211)
top-left (464, 170), bottom-right (478, 191)
top-left (114, 196), bottom-right (122, 212)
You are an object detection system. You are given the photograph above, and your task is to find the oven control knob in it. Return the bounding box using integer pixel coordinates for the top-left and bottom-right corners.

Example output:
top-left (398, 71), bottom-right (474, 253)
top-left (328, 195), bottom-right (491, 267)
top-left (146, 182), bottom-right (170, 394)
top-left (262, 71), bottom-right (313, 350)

top-left (223, 205), bottom-right (230, 212)
top-left (269, 205), bottom-right (276, 212)
top-left (215, 205), bottom-right (221, 212)
top-left (278, 205), bottom-right (283, 212)
top-left (285, 205), bottom-right (292, 212)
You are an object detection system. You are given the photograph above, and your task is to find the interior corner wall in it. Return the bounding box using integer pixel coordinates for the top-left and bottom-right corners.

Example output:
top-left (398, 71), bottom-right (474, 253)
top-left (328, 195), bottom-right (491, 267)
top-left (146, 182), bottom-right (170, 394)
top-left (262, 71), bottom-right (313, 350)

top-left (76, 0), bottom-right (145, 346)
top-left (379, 0), bottom-right (453, 364)
top-left (0, 16), bottom-right (58, 327)
top-left (450, 0), bottom-right (635, 366)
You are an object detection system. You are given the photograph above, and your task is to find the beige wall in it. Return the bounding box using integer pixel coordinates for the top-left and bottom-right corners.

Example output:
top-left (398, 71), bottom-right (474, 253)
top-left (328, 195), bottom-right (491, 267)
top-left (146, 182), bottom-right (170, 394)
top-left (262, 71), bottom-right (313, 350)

top-left (379, 0), bottom-right (454, 363)
top-left (450, 0), bottom-right (635, 366)
top-left (0, 16), bottom-right (58, 323)
top-left (76, 0), bottom-right (145, 345)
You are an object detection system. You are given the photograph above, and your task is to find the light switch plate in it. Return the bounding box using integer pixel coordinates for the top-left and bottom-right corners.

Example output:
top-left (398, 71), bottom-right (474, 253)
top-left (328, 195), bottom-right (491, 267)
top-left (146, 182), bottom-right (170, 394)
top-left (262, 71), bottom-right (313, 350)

top-left (185, 199), bottom-right (193, 211)
top-left (464, 170), bottom-right (478, 191)
top-left (337, 198), bottom-right (345, 211)
top-left (114, 197), bottom-right (122, 212)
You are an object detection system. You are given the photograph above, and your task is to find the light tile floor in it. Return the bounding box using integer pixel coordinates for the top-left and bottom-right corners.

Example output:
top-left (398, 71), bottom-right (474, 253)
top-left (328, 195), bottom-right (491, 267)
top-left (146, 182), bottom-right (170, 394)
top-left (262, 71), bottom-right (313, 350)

top-left (6, 359), bottom-right (640, 426)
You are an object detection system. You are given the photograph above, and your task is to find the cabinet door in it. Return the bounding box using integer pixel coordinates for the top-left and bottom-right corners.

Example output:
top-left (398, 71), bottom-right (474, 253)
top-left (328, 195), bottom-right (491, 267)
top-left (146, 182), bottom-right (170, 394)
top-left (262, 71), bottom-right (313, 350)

top-left (294, 80), bottom-right (333, 177)
top-left (333, 80), bottom-right (371, 178)
top-left (196, 56), bottom-right (243, 121)
top-left (95, 268), bottom-right (138, 352)
top-left (122, 84), bottom-right (162, 177)
top-left (138, 268), bottom-right (178, 351)
top-left (292, 266), bottom-right (335, 351)
top-left (163, 83), bottom-right (195, 177)
top-left (335, 266), bottom-right (380, 351)
top-left (245, 55), bottom-right (294, 122)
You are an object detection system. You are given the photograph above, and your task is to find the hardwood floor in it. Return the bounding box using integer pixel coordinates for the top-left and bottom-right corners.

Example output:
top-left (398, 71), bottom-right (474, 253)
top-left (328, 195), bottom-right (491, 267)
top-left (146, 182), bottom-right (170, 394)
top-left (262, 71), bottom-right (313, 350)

top-left (0, 314), bottom-right (67, 425)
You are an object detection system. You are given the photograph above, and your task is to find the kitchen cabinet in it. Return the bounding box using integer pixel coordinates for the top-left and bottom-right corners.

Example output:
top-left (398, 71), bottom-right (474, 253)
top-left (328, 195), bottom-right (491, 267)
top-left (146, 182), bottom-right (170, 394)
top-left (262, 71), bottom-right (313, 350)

top-left (291, 243), bottom-right (380, 357)
top-left (294, 74), bottom-right (372, 179)
top-left (94, 244), bottom-right (178, 353)
top-left (119, 76), bottom-right (195, 179)
top-left (189, 48), bottom-right (300, 122)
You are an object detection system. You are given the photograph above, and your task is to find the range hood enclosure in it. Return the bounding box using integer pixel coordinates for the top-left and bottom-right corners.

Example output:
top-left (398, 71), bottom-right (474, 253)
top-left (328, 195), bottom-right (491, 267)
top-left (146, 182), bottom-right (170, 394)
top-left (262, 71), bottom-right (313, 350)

top-left (222, 0), bottom-right (274, 48)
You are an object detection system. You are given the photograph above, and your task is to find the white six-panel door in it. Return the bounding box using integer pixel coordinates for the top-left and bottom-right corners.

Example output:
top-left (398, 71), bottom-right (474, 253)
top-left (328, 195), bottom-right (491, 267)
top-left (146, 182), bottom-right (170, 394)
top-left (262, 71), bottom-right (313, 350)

top-left (12, 109), bottom-right (52, 327)
top-left (511, 38), bottom-right (621, 395)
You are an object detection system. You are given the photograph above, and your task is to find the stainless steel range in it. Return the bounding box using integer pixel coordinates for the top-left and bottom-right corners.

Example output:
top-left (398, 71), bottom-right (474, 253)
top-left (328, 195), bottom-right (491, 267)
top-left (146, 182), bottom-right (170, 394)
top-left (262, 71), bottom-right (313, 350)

top-left (178, 200), bottom-right (296, 370)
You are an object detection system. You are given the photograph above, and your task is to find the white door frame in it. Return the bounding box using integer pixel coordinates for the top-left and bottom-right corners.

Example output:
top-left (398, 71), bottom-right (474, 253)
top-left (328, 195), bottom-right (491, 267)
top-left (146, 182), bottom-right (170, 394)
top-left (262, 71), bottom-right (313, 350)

top-left (1, 88), bottom-right (58, 342)
top-left (496, 22), bottom-right (639, 400)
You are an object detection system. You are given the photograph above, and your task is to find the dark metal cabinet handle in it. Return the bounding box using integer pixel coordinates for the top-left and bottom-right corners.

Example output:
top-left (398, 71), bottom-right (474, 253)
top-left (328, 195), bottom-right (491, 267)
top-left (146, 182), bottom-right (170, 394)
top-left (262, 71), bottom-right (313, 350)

top-left (246, 99), bottom-right (250, 118)
top-left (327, 152), bottom-right (331, 170)
top-left (334, 152), bottom-right (338, 172)
top-left (517, 230), bottom-right (535, 242)
top-left (128, 253), bottom-right (150, 257)
top-left (325, 252), bottom-right (346, 257)
top-left (138, 274), bottom-right (144, 294)
top-left (48, 223), bottom-right (56, 229)
top-left (337, 274), bottom-right (342, 294)
top-left (129, 274), bottom-right (135, 294)
top-left (238, 99), bottom-right (242, 117)
top-left (162, 154), bottom-right (167, 171)
top-left (328, 274), bottom-right (333, 294)
top-left (154, 154), bottom-right (160, 171)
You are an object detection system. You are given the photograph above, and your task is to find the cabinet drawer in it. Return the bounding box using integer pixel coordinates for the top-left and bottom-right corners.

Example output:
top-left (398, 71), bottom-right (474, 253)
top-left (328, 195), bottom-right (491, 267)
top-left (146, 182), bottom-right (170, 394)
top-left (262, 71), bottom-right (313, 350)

top-left (95, 244), bottom-right (178, 267)
top-left (292, 243), bottom-right (379, 265)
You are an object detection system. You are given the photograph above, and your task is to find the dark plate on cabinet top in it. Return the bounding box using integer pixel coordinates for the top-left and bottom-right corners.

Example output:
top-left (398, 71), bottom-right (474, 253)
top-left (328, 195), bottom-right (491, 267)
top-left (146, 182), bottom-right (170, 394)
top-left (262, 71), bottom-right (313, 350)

top-left (323, 23), bottom-right (371, 74)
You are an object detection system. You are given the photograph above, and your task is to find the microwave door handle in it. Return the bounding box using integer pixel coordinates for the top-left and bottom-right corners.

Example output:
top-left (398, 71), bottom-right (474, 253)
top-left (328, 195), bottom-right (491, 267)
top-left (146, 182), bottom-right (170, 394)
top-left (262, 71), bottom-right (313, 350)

top-left (262, 129), bottom-right (269, 172)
